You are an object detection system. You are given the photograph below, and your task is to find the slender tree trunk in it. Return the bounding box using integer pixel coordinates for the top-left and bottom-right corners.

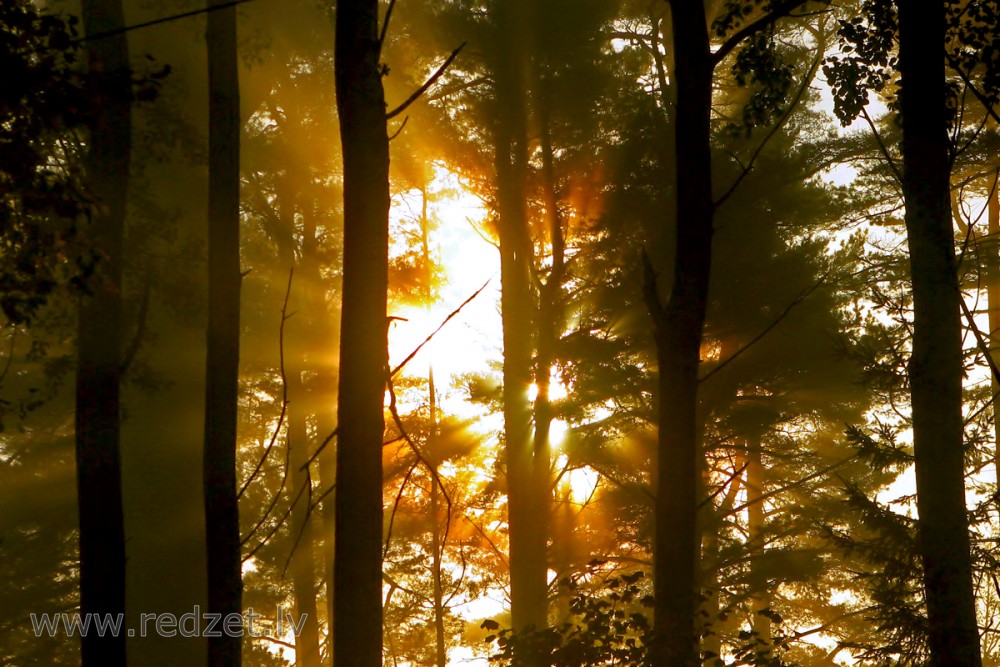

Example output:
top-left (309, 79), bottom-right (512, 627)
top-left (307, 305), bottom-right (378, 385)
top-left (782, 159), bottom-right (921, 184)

top-left (298, 204), bottom-right (338, 662)
top-left (430, 448), bottom-right (448, 667)
top-left (519, 91), bottom-right (564, 646)
top-left (987, 181), bottom-right (1000, 480)
top-left (649, 4), bottom-right (714, 667)
top-left (333, 0), bottom-right (390, 663)
top-left (898, 2), bottom-right (982, 664)
top-left (492, 0), bottom-right (548, 647)
top-left (418, 190), bottom-right (449, 667)
top-left (551, 480), bottom-right (575, 623)
top-left (76, 2), bottom-right (130, 664)
top-left (288, 364), bottom-right (322, 667)
top-left (699, 454), bottom-right (743, 667)
top-left (203, 1), bottom-right (242, 665)
top-left (746, 442), bottom-right (771, 657)
top-left (274, 186), bottom-right (322, 667)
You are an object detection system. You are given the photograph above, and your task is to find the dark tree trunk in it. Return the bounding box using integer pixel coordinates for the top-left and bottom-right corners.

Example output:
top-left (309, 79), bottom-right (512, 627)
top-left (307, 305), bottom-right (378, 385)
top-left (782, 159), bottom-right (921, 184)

top-left (76, 2), bottom-right (130, 665)
top-left (649, 4), bottom-right (714, 667)
top-left (897, 2), bottom-right (982, 665)
top-left (492, 0), bottom-right (548, 647)
top-left (203, 1), bottom-right (242, 665)
top-left (333, 0), bottom-right (390, 664)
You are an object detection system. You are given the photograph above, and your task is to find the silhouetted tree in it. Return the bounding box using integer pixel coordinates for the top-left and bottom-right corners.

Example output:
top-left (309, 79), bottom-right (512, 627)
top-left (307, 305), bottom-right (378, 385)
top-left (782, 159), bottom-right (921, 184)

top-left (203, 0), bottom-right (242, 665)
top-left (333, 0), bottom-right (390, 664)
top-left (898, 1), bottom-right (981, 663)
top-left (75, 2), bottom-right (130, 665)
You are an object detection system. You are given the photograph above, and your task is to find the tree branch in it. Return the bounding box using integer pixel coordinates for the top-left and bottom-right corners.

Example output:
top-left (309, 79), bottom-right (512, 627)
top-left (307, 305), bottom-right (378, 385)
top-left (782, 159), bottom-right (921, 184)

top-left (386, 43), bottom-right (466, 120)
top-left (710, 0), bottom-right (815, 66)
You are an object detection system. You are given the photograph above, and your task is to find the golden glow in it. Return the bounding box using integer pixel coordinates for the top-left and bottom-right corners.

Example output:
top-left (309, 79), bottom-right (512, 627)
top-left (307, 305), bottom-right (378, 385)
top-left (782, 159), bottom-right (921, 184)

top-left (556, 453), bottom-right (601, 504)
top-left (549, 418), bottom-right (569, 448)
top-left (387, 169), bottom-right (500, 407)
top-left (527, 367), bottom-right (571, 403)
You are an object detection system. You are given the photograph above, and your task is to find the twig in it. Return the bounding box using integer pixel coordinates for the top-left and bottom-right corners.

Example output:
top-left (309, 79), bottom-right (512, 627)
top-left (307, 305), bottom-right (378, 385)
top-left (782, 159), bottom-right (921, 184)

top-left (698, 461), bottom-right (749, 510)
top-left (722, 454), bottom-right (854, 518)
top-left (463, 515), bottom-right (509, 566)
top-left (239, 268), bottom-right (294, 500)
top-left (700, 271), bottom-right (829, 383)
top-left (860, 106), bottom-right (903, 186)
top-left (299, 426), bottom-right (337, 472)
top-left (281, 465), bottom-right (314, 578)
top-left (947, 53), bottom-right (1000, 127)
top-left (388, 116), bottom-right (409, 142)
top-left (242, 473), bottom-right (307, 557)
top-left (386, 44), bottom-right (466, 120)
top-left (72, 0), bottom-right (260, 44)
top-left (383, 459), bottom-right (419, 559)
top-left (384, 372), bottom-right (454, 552)
top-left (377, 0), bottom-right (398, 55)
top-left (711, 0), bottom-right (814, 65)
top-left (714, 47), bottom-right (821, 209)
top-left (390, 278), bottom-right (492, 377)
top-left (960, 297), bottom-right (1000, 387)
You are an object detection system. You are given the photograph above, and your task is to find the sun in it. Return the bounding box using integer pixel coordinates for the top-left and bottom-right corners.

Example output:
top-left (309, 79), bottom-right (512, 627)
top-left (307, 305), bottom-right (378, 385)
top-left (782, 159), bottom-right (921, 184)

top-left (387, 167), bottom-right (501, 405)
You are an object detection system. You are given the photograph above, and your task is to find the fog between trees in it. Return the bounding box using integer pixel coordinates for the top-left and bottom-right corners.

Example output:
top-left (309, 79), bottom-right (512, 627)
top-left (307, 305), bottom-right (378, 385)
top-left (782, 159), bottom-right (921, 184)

top-left (4, 1), bottom-right (1000, 666)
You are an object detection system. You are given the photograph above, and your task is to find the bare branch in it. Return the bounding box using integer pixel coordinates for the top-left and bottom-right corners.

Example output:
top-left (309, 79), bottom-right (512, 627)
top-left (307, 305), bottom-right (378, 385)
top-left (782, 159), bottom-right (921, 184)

top-left (239, 268), bottom-right (294, 500)
top-left (73, 0), bottom-right (260, 44)
top-left (377, 0), bottom-right (398, 56)
top-left (700, 271), bottom-right (830, 383)
top-left (714, 47), bottom-right (821, 208)
top-left (390, 278), bottom-right (492, 377)
top-left (386, 44), bottom-right (466, 120)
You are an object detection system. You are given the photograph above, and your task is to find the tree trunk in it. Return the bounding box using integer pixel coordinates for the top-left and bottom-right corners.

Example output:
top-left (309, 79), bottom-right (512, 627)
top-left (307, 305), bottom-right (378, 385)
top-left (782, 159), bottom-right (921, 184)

top-left (76, 2), bottom-right (130, 664)
top-left (527, 103), bottom-right (564, 631)
top-left (898, 2), bottom-right (982, 664)
top-left (492, 0), bottom-right (549, 646)
top-left (288, 364), bottom-right (322, 667)
top-left (746, 442), bottom-right (771, 658)
top-left (699, 454), bottom-right (743, 667)
top-left (987, 181), bottom-right (1000, 482)
top-left (203, 1), bottom-right (242, 665)
top-left (649, 4), bottom-right (714, 667)
top-left (275, 186), bottom-right (322, 667)
top-left (419, 188), bottom-right (449, 667)
top-left (430, 449), bottom-right (448, 667)
top-left (333, 0), bottom-right (390, 663)
top-left (298, 204), bottom-right (338, 662)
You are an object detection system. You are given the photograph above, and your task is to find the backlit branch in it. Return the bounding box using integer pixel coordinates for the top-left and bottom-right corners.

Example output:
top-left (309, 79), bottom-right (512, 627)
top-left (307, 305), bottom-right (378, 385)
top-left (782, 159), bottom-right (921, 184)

top-left (386, 44), bottom-right (466, 120)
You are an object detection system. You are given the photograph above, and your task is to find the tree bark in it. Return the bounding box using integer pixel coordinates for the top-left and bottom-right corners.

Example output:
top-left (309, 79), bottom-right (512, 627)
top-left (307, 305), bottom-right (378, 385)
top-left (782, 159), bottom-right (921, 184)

top-left (76, 2), bottom-right (130, 664)
top-left (203, 1), bottom-right (242, 666)
top-left (649, 4), bottom-right (714, 667)
top-left (333, 0), bottom-right (390, 664)
top-left (898, 1), bottom-right (982, 664)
